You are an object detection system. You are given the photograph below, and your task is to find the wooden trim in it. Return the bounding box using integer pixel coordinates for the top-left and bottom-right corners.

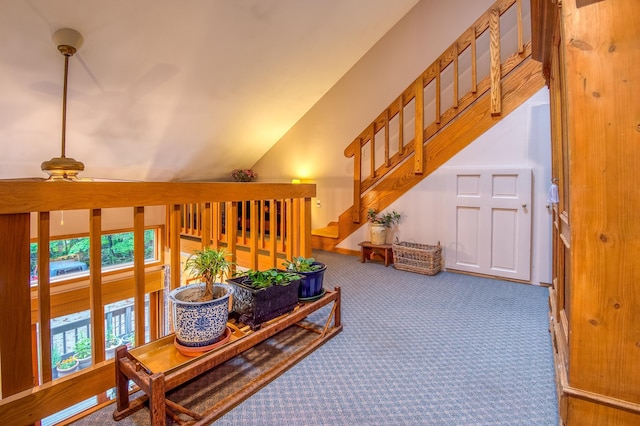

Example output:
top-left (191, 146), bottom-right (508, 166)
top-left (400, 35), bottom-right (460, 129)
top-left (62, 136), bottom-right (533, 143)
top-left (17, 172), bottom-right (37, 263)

top-left (0, 182), bottom-right (316, 214)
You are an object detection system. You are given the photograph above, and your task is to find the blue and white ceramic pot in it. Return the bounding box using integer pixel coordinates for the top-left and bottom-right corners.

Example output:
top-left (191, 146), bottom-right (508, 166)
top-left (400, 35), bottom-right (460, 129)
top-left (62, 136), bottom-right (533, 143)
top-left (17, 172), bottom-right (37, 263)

top-left (169, 283), bottom-right (233, 347)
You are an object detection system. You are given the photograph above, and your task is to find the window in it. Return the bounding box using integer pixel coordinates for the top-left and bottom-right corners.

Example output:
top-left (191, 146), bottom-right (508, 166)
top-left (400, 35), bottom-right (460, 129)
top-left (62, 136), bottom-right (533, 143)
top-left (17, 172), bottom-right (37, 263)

top-left (30, 228), bottom-right (160, 284)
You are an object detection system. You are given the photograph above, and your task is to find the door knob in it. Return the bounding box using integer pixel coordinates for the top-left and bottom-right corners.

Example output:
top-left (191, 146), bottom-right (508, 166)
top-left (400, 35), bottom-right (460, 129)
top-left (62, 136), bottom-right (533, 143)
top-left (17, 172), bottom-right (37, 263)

top-left (522, 203), bottom-right (527, 208)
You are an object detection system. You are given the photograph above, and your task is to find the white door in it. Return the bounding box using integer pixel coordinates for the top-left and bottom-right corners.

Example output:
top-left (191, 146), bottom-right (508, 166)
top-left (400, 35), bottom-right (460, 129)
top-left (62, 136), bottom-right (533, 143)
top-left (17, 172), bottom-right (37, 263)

top-left (446, 168), bottom-right (531, 281)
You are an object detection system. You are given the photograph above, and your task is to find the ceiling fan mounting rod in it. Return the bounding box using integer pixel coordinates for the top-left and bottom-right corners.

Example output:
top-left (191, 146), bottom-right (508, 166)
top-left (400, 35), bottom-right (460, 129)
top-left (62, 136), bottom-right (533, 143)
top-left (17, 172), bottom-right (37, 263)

top-left (60, 53), bottom-right (70, 158)
top-left (40, 28), bottom-right (85, 181)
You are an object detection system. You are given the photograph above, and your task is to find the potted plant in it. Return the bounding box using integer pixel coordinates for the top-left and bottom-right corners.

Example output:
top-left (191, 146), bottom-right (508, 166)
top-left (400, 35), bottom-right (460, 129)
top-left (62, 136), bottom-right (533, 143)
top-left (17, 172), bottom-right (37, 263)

top-left (282, 256), bottom-right (327, 300)
top-left (56, 355), bottom-right (79, 377)
top-left (74, 337), bottom-right (92, 369)
top-left (105, 328), bottom-right (122, 360)
top-left (52, 345), bottom-right (61, 379)
top-left (122, 332), bottom-right (135, 349)
top-left (367, 208), bottom-right (401, 245)
top-left (231, 168), bottom-right (257, 182)
top-left (227, 269), bottom-right (301, 329)
top-left (169, 247), bottom-right (234, 347)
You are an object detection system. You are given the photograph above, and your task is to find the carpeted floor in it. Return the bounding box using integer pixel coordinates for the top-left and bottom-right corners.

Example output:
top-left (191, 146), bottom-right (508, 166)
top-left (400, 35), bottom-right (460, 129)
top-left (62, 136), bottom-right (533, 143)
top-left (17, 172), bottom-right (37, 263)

top-left (74, 250), bottom-right (558, 425)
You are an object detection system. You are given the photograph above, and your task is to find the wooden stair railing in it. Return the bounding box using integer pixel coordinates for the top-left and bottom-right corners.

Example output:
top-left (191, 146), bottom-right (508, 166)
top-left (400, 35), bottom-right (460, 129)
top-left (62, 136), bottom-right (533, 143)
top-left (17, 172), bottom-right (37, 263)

top-left (343, 0), bottom-right (528, 225)
top-left (313, 0), bottom-right (540, 251)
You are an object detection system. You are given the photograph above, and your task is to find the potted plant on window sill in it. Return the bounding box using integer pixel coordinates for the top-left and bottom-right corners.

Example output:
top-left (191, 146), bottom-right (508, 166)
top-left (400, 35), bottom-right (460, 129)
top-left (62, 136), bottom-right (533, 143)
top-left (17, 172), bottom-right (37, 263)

top-left (227, 269), bottom-right (301, 330)
top-left (282, 256), bottom-right (326, 301)
top-left (367, 208), bottom-right (401, 245)
top-left (169, 247), bottom-right (234, 348)
top-left (74, 337), bottom-right (92, 369)
top-left (56, 355), bottom-right (79, 378)
top-left (105, 331), bottom-right (122, 360)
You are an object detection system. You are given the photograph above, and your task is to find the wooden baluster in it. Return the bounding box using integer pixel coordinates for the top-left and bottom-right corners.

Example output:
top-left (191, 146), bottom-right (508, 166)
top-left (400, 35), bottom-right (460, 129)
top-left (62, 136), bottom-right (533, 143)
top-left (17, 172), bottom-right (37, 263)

top-left (211, 202), bottom-right (220, 248)
top-left (170, 204), bottom-right (181, 294)
top-left (516, 0), bottom-right (524, 54)
top-left (384, 109), bottom-right (390, 166)
top-left (471, 26), bottom-right (478, 93)
top-left (38, 212), bottom-right (52, 383)
top-left (435, 63), bottom-right (441, 124)
top-left (398, 96), bottom-right (404, 155)
top-left (133, 206), bottom-right (145, 348)
top-left (285, 199), bottom-right (294, 260)
top-left (352, 143), bottom-right (362, 223)
top-left (414, 77), bottom-right (424, 174)
top-left (489, 7), bottom-right (502, 116)
top-left (268, 199), bottom-right (277, 268)
top-left (249, 200), bottom-right (259, 270)
top-left (201, 202), bottom-right (211, 249)
top-left (227, 202), bottom-right (238, 275)
top-left (300, 197), bottom-right (312, 258)
top-left (90, 208), bottom-right (105, 363)
top-left (453, 42), bottom-right (459, 109)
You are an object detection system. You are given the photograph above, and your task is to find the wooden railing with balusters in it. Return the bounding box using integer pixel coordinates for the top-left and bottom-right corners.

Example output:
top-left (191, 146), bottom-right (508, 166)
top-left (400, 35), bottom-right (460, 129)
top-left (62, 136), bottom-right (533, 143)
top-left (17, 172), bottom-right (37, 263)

top-left (344, 0), bottom-right (529, 223)
top-left (0, 180), bottom-right (314, 424)
top-left (179, 198), bottom-right (300, 270)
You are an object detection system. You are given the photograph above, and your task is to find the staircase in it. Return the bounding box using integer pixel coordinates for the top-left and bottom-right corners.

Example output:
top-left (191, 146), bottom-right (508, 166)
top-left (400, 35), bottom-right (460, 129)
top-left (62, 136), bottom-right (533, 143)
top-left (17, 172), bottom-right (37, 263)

top-left (312, 0), bottom-right (545, 252)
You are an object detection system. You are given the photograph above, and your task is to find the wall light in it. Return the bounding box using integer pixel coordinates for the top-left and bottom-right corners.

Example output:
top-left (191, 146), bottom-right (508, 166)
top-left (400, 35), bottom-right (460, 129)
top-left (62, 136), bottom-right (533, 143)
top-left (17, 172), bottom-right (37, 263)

top-left (291, 179), bottom-right (301, 184)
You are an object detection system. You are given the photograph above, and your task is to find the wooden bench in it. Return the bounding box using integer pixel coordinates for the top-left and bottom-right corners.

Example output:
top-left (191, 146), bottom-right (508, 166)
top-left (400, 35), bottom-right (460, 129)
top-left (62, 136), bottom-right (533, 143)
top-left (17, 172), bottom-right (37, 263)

top-left (113, 287), bottom-right (342, 425)
top-left (359, 241), bottom-right (394, 267)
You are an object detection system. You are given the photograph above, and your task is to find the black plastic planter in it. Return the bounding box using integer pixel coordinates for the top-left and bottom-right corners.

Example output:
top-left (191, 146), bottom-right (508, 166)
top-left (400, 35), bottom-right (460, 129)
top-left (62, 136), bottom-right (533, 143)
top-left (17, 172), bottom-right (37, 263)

top-left (227, 274), bottom-right (301, 329)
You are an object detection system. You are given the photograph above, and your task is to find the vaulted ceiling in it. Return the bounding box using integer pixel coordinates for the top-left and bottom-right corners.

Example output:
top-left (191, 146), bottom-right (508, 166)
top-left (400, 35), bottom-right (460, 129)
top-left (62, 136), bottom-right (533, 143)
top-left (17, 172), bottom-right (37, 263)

top-left (0, 0), bottom-right (419, 181)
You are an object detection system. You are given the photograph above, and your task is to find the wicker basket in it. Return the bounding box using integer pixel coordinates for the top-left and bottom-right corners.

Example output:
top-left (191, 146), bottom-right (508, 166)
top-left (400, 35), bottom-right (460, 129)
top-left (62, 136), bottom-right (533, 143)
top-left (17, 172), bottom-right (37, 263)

top-left (392, 241), bottom-right (442, 275)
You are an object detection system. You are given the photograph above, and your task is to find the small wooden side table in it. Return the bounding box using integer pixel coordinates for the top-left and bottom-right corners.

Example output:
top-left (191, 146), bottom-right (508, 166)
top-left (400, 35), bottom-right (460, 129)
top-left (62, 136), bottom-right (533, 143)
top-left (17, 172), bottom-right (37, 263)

top-left (359, 241), bottom-right (393, 267)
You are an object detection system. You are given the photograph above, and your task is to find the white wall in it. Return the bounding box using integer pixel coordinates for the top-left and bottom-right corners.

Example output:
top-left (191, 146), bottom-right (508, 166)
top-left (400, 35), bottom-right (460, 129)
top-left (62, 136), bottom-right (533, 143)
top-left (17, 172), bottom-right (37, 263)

top-left (339, 88), bottom-right (552, 285)
top-left (252, 0), bottom-right (496, 229)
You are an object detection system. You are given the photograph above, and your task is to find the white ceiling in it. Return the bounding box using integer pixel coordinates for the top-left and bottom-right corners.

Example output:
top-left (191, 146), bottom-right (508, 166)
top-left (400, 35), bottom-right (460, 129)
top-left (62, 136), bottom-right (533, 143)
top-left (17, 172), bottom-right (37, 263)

top-left (0, 0), bottom-right (419, 181)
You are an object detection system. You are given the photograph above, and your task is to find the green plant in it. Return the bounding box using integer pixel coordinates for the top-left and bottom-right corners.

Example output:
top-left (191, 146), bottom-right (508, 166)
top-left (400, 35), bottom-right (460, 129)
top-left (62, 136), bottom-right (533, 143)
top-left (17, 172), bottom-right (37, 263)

top-left (74, 337), bottom-right (91, 359)
top-left (282, 256), bottom-right (322, 273)
top-left (239, 269), bottom-right (301, 289)
top-left (231, 168), bottom-right (257, 182)
top-left (184, 247), bottom-right (233, 300)
top-left (52, 345), bottom-right (61, 367)
top-left (57, 356), bottom-right (78, 370)
top-left (367, 208), bottom-right (401, 228)
top-left (105, 323), bottom-right (120, 347)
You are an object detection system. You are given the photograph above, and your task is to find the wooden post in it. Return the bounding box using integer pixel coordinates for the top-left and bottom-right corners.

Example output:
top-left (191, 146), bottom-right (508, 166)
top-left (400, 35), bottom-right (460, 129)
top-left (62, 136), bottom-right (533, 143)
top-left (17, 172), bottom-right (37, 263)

top-left (0, 213), bottom-right (33, 396)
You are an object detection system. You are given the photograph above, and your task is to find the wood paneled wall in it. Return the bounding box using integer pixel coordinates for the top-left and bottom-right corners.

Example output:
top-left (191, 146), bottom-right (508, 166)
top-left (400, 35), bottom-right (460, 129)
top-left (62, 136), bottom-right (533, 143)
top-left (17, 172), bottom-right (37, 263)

top-left (532, 0), bottom-right (640, 423)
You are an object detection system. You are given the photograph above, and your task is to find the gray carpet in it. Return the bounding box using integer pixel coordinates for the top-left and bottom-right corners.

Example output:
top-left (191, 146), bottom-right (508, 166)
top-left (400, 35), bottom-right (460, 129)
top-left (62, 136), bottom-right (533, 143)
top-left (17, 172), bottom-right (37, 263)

top-left (75, 250), bottom-right (558, 425)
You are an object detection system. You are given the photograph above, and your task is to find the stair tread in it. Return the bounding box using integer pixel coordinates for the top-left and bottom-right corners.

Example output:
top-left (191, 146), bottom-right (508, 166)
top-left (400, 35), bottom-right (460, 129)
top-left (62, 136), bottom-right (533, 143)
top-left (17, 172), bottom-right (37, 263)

top-left (312, 225), bottom-right (339, 239)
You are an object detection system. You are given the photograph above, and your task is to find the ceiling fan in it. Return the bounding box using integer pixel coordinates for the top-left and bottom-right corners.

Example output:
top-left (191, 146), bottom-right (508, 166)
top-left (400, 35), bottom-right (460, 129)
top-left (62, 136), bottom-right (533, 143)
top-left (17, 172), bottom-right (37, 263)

top-left (40, 28), bottom-right (90, 182)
